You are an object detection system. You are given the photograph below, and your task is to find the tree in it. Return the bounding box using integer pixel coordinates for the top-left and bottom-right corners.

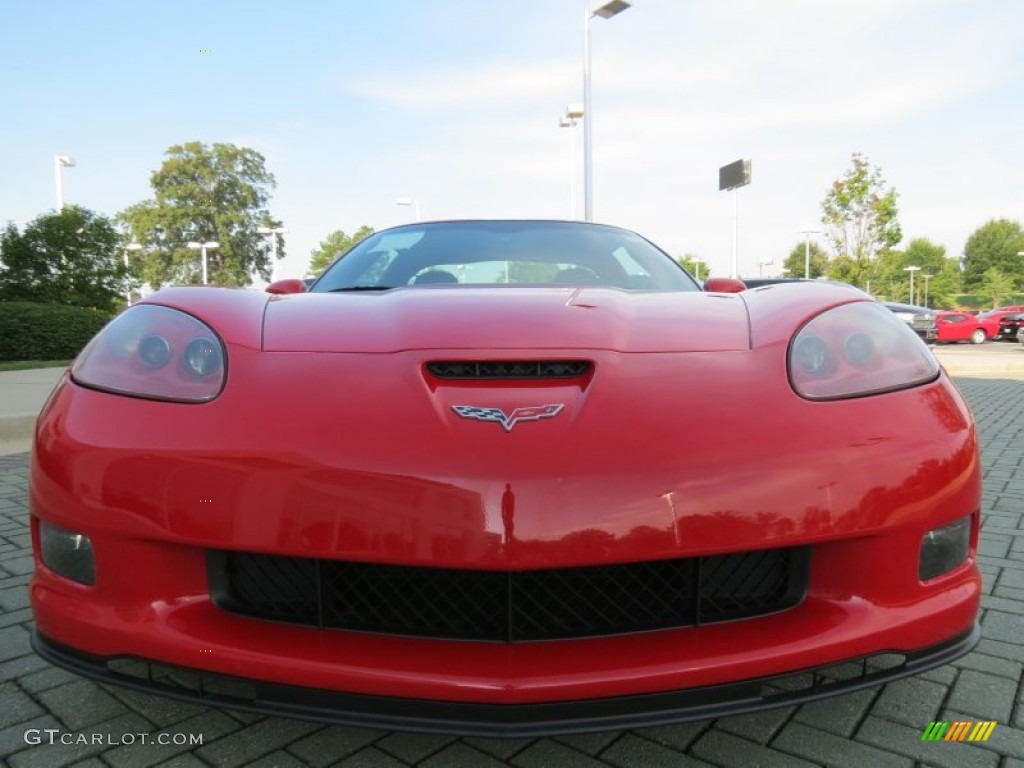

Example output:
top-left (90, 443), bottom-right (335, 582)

top-left (820, 153), bottom-right (901, 285)
top-left (901, 239), bottom-right (961, 308)
top-left (870, 238), bottom-right (958, 305)
top-left (307, 226), bottom-right (375, 276)
top-left (118, 142), bottom-right (281, 287)
top-left (782, 241), bottom-right (828, 279)
top-left (919, 258), bottom-right (965, 310)
top-left (962, 219), bottom-right (1024, 292)
top-left (824, 254), bottom-right (860, 288)
top-left (509, 261), bottom-right (558, 283)
top-left (0, 206), bottom-right (128, 311)
top-left (976, 268), bottom-right (1018, 307)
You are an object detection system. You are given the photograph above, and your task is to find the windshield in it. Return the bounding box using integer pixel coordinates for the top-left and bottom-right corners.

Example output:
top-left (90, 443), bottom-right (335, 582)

top-left (309, 220), bottom-right (700, 293)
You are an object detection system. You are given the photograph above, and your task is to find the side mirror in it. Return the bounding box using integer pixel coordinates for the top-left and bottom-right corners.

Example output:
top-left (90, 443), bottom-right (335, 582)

top-left (266, 279), bottom-right (307, 295)
top-left (703, 277), bottom-right (747, 294)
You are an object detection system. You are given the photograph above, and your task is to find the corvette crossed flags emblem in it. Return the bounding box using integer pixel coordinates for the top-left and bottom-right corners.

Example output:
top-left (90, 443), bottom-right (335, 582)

top-left (451, 404), bottom-right (564, 432)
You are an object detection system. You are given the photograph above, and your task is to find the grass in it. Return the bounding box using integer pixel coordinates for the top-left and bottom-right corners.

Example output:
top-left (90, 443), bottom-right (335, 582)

top-left (0, 360), bottom-right (71, 372)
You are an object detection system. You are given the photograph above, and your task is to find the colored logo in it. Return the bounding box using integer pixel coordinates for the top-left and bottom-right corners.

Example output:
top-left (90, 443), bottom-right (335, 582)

top-left (921, 721), bottom-right (996, 742)
top-left (451, 404), bottom-right (564, 432)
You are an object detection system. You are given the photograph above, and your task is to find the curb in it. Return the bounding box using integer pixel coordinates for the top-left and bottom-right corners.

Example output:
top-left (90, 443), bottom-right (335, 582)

top-left (0, 414), bottom-right (37, 443)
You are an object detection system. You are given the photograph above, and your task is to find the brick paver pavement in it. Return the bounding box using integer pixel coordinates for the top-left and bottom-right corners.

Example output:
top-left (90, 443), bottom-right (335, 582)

top-left (1, 376), bottom-right (1022, 767)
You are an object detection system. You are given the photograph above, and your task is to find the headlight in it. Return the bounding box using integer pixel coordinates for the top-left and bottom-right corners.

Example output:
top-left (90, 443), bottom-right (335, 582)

top-left (138, 334), bottom-right (172, 368)
top-left (72, 305), bottom-right (226, 402)
top-left (789, 301), bottom-right (938, 400)
top-left (182, 337), bottom-right (222, 378)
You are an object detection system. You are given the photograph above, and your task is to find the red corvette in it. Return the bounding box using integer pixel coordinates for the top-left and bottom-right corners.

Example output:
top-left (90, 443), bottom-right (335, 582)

top-left (933, 311), bottom-right (988, 344)
top-left (29, 220), bottom-right (980, 735)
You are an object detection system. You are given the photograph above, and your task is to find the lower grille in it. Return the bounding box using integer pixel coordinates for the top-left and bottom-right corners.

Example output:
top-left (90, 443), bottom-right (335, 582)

top-left (208, 547), bottom-right (809, 642)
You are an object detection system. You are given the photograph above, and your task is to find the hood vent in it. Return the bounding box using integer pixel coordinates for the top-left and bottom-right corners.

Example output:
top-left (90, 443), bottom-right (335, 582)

top-left (427, 360), bottom-right (592, 380)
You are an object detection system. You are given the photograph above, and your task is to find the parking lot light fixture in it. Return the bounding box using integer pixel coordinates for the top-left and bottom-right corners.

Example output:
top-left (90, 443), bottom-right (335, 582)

top-left (583, 0), bottom-right (631, 222)
top-left (395, 197), bottom-right (421, 221)
top-left (904, 265), bottom-right (922, 305)
top-left (187, 241), bottom-right (219, 285)
top-left (923, 273), bottom-right (934, 308)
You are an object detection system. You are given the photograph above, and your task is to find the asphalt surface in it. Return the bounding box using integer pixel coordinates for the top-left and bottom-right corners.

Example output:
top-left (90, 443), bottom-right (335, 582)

top-left (0, 361), bottom-right (1023, 766)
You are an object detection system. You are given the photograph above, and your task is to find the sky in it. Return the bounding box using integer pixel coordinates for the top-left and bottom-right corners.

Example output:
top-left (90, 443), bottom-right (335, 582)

top-left (1, 0), bottom-right (1022, 282)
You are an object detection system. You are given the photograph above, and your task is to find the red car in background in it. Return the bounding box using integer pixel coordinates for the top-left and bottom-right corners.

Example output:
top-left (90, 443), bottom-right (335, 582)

top-left (975, 307), bottom-right (1024, 340)
top-left (934, 311), bottom-right (988, 344)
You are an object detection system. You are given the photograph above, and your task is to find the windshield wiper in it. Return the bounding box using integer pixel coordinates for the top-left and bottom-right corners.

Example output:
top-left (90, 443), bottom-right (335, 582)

top-left (327, 286), bottom-right (397, 292)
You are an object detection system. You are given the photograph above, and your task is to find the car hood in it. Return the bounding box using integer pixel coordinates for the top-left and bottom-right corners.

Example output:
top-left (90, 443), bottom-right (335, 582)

top-left (261, 288), bottom-right (751, 353)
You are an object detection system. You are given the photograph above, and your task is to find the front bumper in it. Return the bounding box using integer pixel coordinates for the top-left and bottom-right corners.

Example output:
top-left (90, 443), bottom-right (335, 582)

top-left (29, 352), bottom-right (983, 724)
top-left (33, 625), bottom-right (980, 736)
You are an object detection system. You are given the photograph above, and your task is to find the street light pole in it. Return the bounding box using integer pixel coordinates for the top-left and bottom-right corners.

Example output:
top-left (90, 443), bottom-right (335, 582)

top-left (731, 190), bottom-right (739, 279)
top-left (923, 274), bottom-right (933, 308)
top-left (257, 226), bottom-right (288, 281)
top-left (54, 155), bottom-right (76, 211)
top-left (904, 265), bottom-right (921, 305)
top-left (125, 241), bottom-right (143, 304)
top-left (692, 258), bottom-right (705, 281)
top-left (583, 0), bottom-right (631, 222)
top-left (187, 241), bottom-right (220, 285)
top-left (796, 228), bottom-right (821, 279)
top-left (559, 116), bottom-right (576, 218)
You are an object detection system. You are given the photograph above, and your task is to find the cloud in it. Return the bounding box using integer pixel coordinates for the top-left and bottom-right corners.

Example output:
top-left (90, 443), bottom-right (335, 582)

top-left (345, 0), bottom-right (1014, 141)
top-left (348, 58), bottom-right (578, 110)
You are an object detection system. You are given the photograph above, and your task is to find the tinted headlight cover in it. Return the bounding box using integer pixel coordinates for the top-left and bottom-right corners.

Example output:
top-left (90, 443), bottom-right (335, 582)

top-left (72, 305), bottom-right (226, 403)
top-left (919, 516), bottom-right (972, 581)
top-left (39, 520), bottom-right (96, 586)
top-left (789, 302), bottom-right (939, 400)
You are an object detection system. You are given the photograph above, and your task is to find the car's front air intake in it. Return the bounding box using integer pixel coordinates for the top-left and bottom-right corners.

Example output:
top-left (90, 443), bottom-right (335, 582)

top-left (426, 360), bottom-right (592, 380)
top-left (208, 547), bottom-right (810, 643)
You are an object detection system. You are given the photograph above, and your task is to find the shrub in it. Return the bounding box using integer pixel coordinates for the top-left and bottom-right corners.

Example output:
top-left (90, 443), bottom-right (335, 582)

top-left (0, 302), bottom-right (113, 362)
top-left (953, 293), bottom-right (1024, 309)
